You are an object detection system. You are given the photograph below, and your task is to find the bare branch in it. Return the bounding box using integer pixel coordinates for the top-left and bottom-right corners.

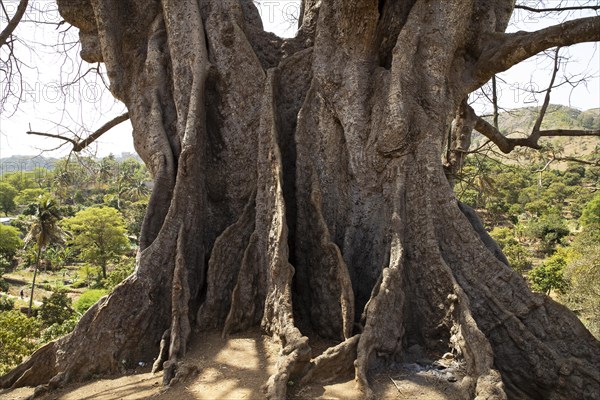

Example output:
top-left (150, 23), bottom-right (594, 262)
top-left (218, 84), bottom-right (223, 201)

top-left (0, 0), bottom-right (28, 47)
top-left (72, 112), bottom-right (129, 152)
top-left (529, 47), bottom-right (561, 144)
top-left (472, 15), bottom-right (600, 89)
top-left (514, 5), bottom-right (600, 13)
top-left (539, 129), bottom-right (600, 137)
top-left (552, 156), bottom-right (600, 166)
top-left (26, 130), bottom-right (78, 146)
top-left (27, 112), bottom-right (130, 153)
top-left (473, 112), bottom-right (518, 153)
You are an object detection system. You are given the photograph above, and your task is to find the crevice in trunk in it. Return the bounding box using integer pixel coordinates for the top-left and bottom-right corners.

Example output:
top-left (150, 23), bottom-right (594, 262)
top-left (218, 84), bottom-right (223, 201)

top-left (375, 0), bottom-right (416, 69)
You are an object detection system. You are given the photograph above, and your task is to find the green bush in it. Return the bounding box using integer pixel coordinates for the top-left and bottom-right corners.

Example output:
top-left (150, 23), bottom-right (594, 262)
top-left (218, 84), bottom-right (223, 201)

top-left (0, 311), bottom-right (41, 375)
top-left (0, 294), bottom-right (14, 311)
top-left (580, 194), bottom-right (600, 228)
top-left (525, 213), bottom-right (570, 254)
top-left (528, 250), bottom-right (569, 295)
top-left (0, 225), bottom-right (23, 262)
top-left (74, 289), bottom-right (108, 314)
top-left (38, 290), bottom-right (75, 327)
top-left (40, 317), bottom-right (79, 344)
top-left (102, 258), bottom-right (135, 291)
top-left (504, 243), bottom-right (533, 275)
top-left (0, 273), bottom-right (9, 293)
top-left (560, 227), bottom-right (600, 338)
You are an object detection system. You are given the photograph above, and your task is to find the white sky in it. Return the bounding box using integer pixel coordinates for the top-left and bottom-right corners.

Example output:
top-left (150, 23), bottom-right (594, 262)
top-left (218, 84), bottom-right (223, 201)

top-left (0, 1), bottom-right (598, 158)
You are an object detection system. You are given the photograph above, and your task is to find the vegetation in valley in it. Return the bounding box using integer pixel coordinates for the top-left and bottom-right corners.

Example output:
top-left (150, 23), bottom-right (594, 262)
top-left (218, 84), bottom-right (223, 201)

top-left (0, 155), bottom-right (150, 373)
top-left (455, 106), bottom-right (600, 337)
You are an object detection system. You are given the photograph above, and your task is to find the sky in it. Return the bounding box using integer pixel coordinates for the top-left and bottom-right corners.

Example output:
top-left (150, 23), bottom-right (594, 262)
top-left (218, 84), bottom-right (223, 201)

top-left (0, 1), bottom-right (598, 159)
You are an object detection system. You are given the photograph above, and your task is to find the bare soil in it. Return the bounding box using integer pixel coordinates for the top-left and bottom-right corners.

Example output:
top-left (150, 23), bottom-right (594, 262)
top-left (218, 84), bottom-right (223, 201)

top-left (0, 331), bottom-right (467, 400)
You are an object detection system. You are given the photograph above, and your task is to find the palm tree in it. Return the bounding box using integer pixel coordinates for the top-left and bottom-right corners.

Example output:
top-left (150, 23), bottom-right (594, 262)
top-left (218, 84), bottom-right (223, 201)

top-left (24, 196), bottom-right (63, 316)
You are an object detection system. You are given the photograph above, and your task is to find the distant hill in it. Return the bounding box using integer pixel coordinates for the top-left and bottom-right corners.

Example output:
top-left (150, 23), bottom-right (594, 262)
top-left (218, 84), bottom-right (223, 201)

top-left (0, 152), bottom-right (143, 175)
top-left (479, 105), bottom-right (600, 158)
top-left (0, 155), bottom-right (58, 174)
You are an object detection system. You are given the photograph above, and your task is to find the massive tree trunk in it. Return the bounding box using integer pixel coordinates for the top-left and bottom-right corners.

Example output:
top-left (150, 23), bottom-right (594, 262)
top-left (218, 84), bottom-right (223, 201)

top-left (2, 1), bottom-right (599, 399)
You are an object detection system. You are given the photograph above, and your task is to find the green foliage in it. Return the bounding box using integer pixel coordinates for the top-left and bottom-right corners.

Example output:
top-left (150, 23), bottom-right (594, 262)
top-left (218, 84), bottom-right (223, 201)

top-left (0, 294), bottom-right (14, 311)
top-left (40, 317), bottom-right (78, 344)
top-left (103, 257), bottom-right (135, 291)
top-left (63, 206), bottom-right (130, 278)
top-left (0, 182), bottom-right (18, 215)
top-left (0, 311), bottom-right (41, 375)
top-left (524, 213), bottom-right (569, 254)
top-left (14, 188), bottom-right (46, 207)
top-left (561, 228), bottom-right (600, 338)
top-left (0, 224), bottom-right (23, 261)
top-left (38, 290), bottom-right (75, 327)
top-left (73, 289), bottom-right (108, 314)
top-left (528, 250), bottom-right (570, 295)
top-left (490, 227), bottom-right (532, 274)
top-left (580, 194), bottom-right (600, 228)
top-left (503, 244), bottom-right (533, 275)
top-left (76, 264), bottom-right (102, 288)
top-left (124, 200), bottom-right (148, 240)
top-left (24, 196), bottom-right (63, 251)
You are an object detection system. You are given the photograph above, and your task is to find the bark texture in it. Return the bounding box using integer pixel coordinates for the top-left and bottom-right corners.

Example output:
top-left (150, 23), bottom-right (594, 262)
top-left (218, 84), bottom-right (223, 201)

top-left (2, 1), bottom-right (600, 399)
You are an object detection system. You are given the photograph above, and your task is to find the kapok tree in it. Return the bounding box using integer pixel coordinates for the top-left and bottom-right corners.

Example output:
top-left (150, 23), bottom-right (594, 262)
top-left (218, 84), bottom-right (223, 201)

top-left (2, 1), bottom-right (599, 399)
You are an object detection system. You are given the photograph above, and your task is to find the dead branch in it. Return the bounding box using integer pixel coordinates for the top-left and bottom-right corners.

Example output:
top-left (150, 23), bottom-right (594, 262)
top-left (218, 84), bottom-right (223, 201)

top-left (514, 5), bottom-right (600, 13)
top-left (27, 112), bottom-right (130, 153)
top-left (0, 0), bottom-right (28, 47)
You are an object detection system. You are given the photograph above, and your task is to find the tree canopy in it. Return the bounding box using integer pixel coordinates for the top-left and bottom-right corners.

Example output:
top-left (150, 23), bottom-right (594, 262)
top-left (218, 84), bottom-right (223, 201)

top-left (63, 206), bottom-right (130, 278)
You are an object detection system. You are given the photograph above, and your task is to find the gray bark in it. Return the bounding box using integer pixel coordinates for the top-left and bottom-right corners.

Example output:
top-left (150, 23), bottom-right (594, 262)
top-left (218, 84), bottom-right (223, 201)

top-left (2, 1), bottom-right (599, 399)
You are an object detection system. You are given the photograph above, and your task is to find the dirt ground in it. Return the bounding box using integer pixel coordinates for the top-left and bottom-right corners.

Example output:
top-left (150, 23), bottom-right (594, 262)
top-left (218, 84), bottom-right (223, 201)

top-left (0, 331), bottom-right (467, 400)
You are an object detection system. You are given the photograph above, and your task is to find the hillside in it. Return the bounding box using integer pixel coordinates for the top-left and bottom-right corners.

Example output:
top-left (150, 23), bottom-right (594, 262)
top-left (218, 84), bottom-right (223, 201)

top-left (478, 105), bottom-right (600, 158)
top-left (0, 153), bottom-right (143, 175)
top-left (0, 156), bottom-right (58, 174)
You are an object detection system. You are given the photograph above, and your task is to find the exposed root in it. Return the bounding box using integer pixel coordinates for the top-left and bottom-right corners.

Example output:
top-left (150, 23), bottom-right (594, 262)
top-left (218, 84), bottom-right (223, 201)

top-left (151, 330), bottom-right (170, 373)
top-left (0, 343), bottom-right (57, 389)
top-left (301, 335), bottom-right (360, 384)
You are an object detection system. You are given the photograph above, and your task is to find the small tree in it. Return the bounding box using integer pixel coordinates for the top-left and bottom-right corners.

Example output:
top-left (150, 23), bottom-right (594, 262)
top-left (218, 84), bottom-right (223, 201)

top-left (0, 311), bottom-right (41, 375)
top-left (580, 194), bottom-right (600, 228)
top-left (529, 250), bottom-right (570, 295)
top-left (0, 183), bottom-right (18, 216)
top-left (63, 207), bottom-right (129, 278)
top-left (38, 290), bottom-right (75, 327)
top-left (0, 225), bottom-right (23, 264)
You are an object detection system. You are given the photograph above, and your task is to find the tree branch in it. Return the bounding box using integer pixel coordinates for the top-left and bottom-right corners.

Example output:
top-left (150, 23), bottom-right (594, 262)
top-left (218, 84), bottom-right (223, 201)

top-left (470, 103), bottom-right (600, 154)
top-left (472, 15), bottom-right (600, 88)
top-left (529, 47), bottom-right (561, 144)
top-left (539, 129), bottom-right (600, 137)
top-left (514, 5), bottom-right (600, 13)
top-left (0, 0), bottom-right (28, 47)
top-left (27, 112), bottom-right (130, 153)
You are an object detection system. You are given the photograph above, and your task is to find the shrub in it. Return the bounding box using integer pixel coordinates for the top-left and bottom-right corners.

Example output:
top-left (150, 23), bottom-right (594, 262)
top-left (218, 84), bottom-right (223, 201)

top-left (0, 311), bottom-right (41, 375)
top-left (38, 290), bottom-right (75, 327)
top-left (525, 213), bottom-right (570, 254)
top-left (74, 289), bottom-right (108, 314)
top-left (0, 274), bottom-right (9, 293)
top-left (0, 225), bottom-right (23, 262)
top-left (580, 195), bottom-right (600, 228)
top-left (0, 294), bottom-right (14, 311)
top-left (40, 317), bottom-right (79, 343)
top-left (102, 258), bottom-right (135, 291)
top-left (528, 250), bottom-right (569, 295)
